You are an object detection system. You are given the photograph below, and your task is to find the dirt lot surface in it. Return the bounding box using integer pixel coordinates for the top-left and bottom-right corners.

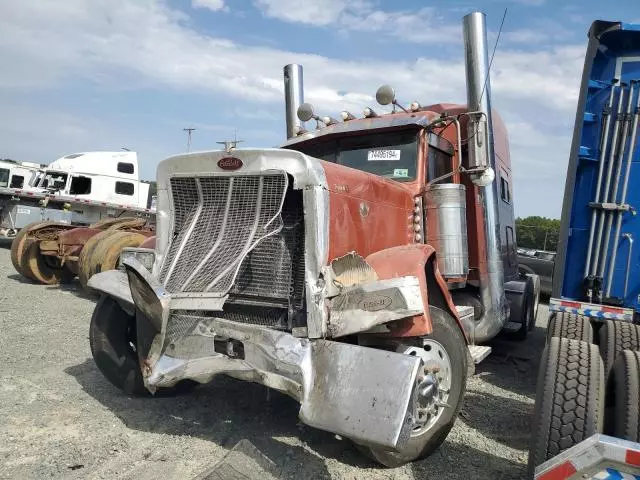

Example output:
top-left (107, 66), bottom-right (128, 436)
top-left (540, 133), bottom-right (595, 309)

top-left (0, 240), bottom-right (548, 479)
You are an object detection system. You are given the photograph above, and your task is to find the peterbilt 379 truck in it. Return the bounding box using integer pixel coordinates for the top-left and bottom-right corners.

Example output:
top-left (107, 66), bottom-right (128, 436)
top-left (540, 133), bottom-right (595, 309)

top-left (86, 12), bottom-right (539, 467)
top-left (529, 20), bottom-right (640, 480)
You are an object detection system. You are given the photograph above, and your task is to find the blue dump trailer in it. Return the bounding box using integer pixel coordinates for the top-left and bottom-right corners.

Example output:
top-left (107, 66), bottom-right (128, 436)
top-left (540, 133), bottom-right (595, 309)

top-left (529, 20), bottom-right (640, 480)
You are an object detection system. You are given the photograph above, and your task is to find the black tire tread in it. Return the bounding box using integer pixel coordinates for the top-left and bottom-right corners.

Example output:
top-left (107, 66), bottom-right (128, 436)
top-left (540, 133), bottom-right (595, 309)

top-left (90, 296), bottom-right (197, 397)
top-left (547, 312), bottom-right (593, 343)
top-left (613, 350), bottom-right (640, 441)
top-left (599, 321), bottom-right (640, 381)
top-left (528, 337), bottom-right (604, 475)
top-left (89, 296), bottom-right (148, 396)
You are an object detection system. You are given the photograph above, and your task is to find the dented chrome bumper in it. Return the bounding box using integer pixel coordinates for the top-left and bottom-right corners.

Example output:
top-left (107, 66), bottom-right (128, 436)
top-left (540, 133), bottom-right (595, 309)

top-left (88, 258), bottom-right (422, 451)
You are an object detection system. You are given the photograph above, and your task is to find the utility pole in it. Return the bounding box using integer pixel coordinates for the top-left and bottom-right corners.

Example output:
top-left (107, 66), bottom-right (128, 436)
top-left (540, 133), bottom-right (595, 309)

top-left (183, 127), bottom-right (196, 152)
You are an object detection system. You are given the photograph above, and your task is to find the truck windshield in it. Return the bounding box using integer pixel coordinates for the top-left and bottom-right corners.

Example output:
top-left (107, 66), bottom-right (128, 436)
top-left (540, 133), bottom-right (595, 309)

top-left (290, 130), bottom-right (418, 182)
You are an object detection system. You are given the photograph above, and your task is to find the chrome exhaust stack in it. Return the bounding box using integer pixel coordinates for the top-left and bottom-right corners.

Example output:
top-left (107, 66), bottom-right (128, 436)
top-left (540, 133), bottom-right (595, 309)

top-left (462, 11), bottom-right (509, 343)
top-left (284, 64), bottom-right (304, 139)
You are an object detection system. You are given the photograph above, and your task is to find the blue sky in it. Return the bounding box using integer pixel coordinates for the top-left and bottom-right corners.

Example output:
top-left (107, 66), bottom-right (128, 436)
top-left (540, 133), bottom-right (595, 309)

top-left (0, 0), bottom-right (638, 217)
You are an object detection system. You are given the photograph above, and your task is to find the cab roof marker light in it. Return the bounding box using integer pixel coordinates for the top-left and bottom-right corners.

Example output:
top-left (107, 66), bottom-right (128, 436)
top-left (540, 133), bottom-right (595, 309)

top-left (341, 110), bottom-right (357, 121)
top-left (363, 107), bottom-right (378, 118)
top-left (410, 101), bottom-right (422, 112)
top-left (321, 116), bottom-right (340, 126)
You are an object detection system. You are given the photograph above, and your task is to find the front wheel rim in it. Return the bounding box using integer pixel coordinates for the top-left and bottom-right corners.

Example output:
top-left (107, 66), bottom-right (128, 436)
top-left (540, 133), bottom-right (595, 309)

top-left (399, 341), bottom-right (452, 437)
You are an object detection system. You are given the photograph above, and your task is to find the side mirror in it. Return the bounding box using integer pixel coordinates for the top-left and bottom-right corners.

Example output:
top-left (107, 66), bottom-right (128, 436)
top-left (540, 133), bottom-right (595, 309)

top-left (471, 167), bottom-right (495, 187)
top-left (376, 85), bottom-right (396, 106)
top-left (297, 103), bottom-right (316, 122)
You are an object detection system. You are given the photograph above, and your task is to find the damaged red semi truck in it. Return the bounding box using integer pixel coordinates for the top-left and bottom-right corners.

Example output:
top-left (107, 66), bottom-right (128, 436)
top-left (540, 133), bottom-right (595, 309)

top-left (86, 11), bottom-right (539, 467)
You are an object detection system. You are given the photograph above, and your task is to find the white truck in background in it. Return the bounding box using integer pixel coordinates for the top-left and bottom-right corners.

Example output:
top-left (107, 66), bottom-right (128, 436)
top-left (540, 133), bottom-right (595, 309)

top-left (3, 151), bottom-right (157, 290)
top-left (0, 151), bottom-right (154, 237)
top-left (0, 159), bottom-right (45, 192)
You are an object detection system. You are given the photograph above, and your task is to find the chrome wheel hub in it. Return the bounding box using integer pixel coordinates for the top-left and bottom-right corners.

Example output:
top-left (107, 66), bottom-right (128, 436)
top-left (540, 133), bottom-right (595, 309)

top-left (398, 340), bottom-right (452, 436)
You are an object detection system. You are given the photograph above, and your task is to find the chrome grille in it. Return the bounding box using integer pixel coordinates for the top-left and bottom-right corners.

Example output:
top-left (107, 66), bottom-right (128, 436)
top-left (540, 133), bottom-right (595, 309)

top-left (160, 173), bottom-right (288, 294)
top-left (167, 308), bottom-right (288, 336)
top-left (230, 191), bottom-right (305, 306)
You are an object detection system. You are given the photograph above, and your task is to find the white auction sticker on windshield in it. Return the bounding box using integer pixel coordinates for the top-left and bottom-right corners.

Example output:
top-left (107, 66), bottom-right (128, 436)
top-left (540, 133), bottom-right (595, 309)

top-left (367, 149), bottom-right (401, 161)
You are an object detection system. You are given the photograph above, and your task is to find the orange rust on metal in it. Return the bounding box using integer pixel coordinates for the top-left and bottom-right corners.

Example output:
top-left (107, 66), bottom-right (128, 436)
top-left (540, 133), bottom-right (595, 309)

top-left (38, 240), bottom-right (60, 252)
top-left (141, 358), bottom-right (153, 377)
top-left (90, 217), bottom-right (148, 231)
top-left (59, 227), bottom-right (103, 247)
top-left (445, 277), bottom-right (467, 284)
top-left (29, 225), bottom-right (74, 241)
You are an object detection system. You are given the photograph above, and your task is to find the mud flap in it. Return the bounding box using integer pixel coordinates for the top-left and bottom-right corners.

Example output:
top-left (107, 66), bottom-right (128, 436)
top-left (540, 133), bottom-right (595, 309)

top-left (299, 340), bottom-right (421, 450)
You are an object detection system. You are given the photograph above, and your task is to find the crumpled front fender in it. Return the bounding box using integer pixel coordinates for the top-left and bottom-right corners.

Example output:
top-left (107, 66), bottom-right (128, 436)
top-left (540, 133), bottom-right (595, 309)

top-left (92, 257), bottom-right (424, 452)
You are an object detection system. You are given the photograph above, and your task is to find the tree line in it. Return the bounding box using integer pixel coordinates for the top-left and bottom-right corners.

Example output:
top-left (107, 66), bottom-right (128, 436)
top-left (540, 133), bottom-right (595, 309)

top-left (516, 216), bottom-right (560, 252)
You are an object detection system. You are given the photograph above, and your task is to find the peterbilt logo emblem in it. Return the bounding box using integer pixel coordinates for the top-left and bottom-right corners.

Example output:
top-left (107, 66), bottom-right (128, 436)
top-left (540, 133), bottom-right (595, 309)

top-left (359, 295), bottom-right (392, 311)
top-left (217, 157), bottom-right (243, 170)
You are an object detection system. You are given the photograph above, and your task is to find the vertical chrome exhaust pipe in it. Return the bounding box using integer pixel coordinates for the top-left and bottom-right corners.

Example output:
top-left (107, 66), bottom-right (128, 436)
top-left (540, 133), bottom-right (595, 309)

top-left (463, 11), bottom-right (508, 343)
top-left (284, 64), bottom-right (304, 139)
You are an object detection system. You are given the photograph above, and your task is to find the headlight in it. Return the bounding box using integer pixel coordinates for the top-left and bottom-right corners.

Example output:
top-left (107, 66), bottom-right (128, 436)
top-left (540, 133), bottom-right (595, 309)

top-left (118, 247), bottom-right (155, 272)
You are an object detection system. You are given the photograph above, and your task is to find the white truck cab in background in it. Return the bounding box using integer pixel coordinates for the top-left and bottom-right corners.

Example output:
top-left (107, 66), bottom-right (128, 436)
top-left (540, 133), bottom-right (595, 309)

top-left (0, 151), bottom-right (154, 237)
top-left (0, 160), bottom-right (44, 191)
top-left (36, 151), bottom-right (150, 209)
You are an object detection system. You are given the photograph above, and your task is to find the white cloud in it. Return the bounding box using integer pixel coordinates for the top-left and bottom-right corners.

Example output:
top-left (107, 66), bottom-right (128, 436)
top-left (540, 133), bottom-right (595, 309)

top-left (253, 0), bottom-right (460, 43)
top-left (253, 0), bottom-right (357, 26)
top-left (192, 0), bottom-right (226, 12)
top-left (0, 0), bottom-right (586, 216)
top-left (340, 7), bottom-right (461, 44)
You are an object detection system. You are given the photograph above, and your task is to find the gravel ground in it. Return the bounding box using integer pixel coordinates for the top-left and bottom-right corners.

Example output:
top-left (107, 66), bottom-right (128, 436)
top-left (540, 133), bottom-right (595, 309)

top-left (0, 240), bottom-right (548, 479)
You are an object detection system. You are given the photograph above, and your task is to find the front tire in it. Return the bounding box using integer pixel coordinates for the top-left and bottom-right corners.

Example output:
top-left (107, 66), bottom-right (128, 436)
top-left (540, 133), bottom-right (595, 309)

top-left (359, 306), bottom-right (468, 467)
top-left (90, 295), bottom-right (149, 396)
top-left (90, 296), bottom-right (196, 397)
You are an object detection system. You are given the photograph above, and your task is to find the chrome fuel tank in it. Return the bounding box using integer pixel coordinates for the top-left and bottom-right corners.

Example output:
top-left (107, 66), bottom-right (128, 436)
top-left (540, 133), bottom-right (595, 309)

top-left (424, 184), bottom-right (469, 278)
